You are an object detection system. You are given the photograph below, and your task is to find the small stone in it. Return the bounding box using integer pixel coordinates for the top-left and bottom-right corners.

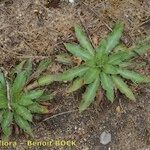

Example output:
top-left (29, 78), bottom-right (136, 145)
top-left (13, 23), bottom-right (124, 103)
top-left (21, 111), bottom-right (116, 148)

top-left (100, 131), bottom-right (111, 145)
top-left (69, 0), bottom-right (75, 3)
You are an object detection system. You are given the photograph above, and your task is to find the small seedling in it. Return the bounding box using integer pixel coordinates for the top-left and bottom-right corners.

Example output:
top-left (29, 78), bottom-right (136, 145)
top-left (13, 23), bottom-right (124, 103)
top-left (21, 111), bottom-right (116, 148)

top-left (56, 22), bottom-right (150, 112)
top-left (0, 59), bottom-right (53, 139)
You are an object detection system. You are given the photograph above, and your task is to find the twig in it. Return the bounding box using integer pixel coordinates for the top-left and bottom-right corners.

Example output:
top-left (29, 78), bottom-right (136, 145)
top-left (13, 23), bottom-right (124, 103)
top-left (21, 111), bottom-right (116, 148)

top-left (42, 110), bottom-right (78, 122)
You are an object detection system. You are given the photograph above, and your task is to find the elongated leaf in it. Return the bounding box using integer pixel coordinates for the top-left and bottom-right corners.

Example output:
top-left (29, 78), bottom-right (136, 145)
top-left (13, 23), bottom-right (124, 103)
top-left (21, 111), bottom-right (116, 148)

top-left (12, 71), bottom-right (27, 94)
top-left (67, 78), bottom-right (84, 93)
top-left (83, 68), bottom-right (100, 84)
top-left (106, 22), bottom-right (124, 52)
top-left (35, 59), bottom-right (51, 76)
top-left (28, 103), bottom-right (49, 114)
top-left (0, 84), bottom-right (7, 109)
top-left (24, 59), bottom-right (32, 78)
top-left (19, 95), bottom-right (33, 106)
top-left (0, 71), bottom-right (6, 87)
top-left (134, 44), bottom-right (150, 55)
top-left (64, 43), bottom-right (92, 61)
top-left (58, 66), bottom-right (89, 81)
top-left (119, 62), bottom-right (133, 68)
top-left (113, 44), bottom-right (128, 52)
top-left (103, 64), bottom-right (119, 74)
top-left (112, 75), bottom-right (136, 101)
top-left (79, 77), bottom-right (100, 112)
top-left (38, 75), bottom-right (55, 86)
top-left (127, 44), bottom-right (150, 59)
top-left (56, 54), bottom-right (73, 65)
top-left (75, 25), bottom-right (94, 55)
top-left (0, 111), bottom-right (4, 123)
top-left (97, 22), bottom-right (124, 55)
top-left (118, 69), bottom-right (150, 83)
top-left (15, 105), bottom-right (32, 122)
top-left (2, 126), bottom-right (12, 139)
top-left (13, 60), bottom-right (26, 75)
top-left (100, 73), bottom-right (114, 102)
top-left (1, 111), bottom-right (13, 137)
top-left (1, 111), bottom-right (13, 128)
top-left (25, 90), bottom-right (44, 100)
top-left (86, 57), bottom-right (96, 67)
top-left (0, 97), bottom-right (7, 109)
top-left (14, 114), bottom-right (33, 137)
top-left (96, 39), bottom-right (107, 60)
top-left (36, 93), bottom-right (53, 102)
top-left (108, 51), bottom-right (130, 65)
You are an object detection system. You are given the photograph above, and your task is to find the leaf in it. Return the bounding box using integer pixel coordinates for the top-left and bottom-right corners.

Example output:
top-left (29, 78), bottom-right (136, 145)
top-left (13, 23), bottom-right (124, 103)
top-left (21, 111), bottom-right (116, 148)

top-left (64, 43), bottom-right (92, 61)
top-left (15, 105), bottom-right (32, 122)
top-left (86, 57), bottom-right (96, 67)
top-left (0, 97), bottom-right (7, 109)
top-left (0, 85), bottom-right (7, 109)
top-left (14, 113), bottom-right (33, 137)
top-left (119, 62), bottom-right (133, 68)
top-left (133, 44), bottom-right (150, 55)
top-left (56, 54), bottom-right (73, 65)
top-left (96, 39), bottom-right (107, 60)
top-left (97, 22), bottom-right (124, 54)
top-left (83, 68), bottom-right (100, 84)
top-left (19, 95), bottom-right (33, 106)
top-left (67, 78), bottom-right (84, 93)
top-left (35, 59), bottom-right (51, 76)
top-left (36, 93), bottom-right (53, 102)
top-left (1, 111), bottom-right (13, 136)
top-left (75, 25), bottom-right (94, 55)
top-left (79, 77), bottom-right (100, 112)
top-left (100, 73), bottom-right (114, 102)
top-left (24, 59), bottom-right (32, 78)
top-left (13, 60), bottom-right (26, 75)
top-left (2, 126), bottom-right (12, 139)
top-left (12, 71), bottom-right (27, 95)
top-left (112, 75), bottom-right (136, 101)
top-left (0, 111), bottom-right (4, 123)
top-left (58, 66), bottom-right (89, 81)
top-left (103, 64), bottom-right (119, 74)
top-left (38, 74), bottom-right (55, 86)
top-left (25, 90), bottom-right (44, 100)
top-left (108, 51), bottom-right (130, 65)
top-left (0, 71), bottom-right (6, 87)
top-left (113, 44), bottom-right (128, 52)
top-left (118, 69), bottom-right (150, 83)
top-left (28, 103), bottom-right (49, 114)
top-left (105, 22), bottom-right (124, 52)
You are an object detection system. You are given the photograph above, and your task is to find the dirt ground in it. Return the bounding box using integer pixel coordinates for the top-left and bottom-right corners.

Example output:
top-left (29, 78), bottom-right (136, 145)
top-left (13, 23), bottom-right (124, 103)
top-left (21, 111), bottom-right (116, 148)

top-left (0, 0), bottom-right (150, 150)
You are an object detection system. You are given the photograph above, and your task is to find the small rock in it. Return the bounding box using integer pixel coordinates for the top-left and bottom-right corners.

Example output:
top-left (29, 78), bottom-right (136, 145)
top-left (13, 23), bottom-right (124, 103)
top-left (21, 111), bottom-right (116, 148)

top-left (100, 131), bottom-right (111, 145)
top-left (69, 0), bottom-right (75, 3)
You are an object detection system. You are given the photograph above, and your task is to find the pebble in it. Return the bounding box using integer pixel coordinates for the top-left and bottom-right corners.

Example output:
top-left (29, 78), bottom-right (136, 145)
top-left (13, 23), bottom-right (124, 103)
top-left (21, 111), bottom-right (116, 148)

top-left (69, 0), bottom-right (75, 3)
top-left (100, 131), bottom-right (111, 145)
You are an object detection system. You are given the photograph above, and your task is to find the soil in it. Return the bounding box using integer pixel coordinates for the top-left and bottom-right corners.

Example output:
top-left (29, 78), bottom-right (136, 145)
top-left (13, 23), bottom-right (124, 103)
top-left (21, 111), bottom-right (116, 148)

top-left (0, 0), bottom-right (150, 150)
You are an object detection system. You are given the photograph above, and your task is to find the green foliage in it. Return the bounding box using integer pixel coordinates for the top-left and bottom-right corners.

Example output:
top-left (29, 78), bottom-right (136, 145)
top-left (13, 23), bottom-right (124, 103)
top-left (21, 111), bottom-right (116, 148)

top-left (0, 59), bottom-right (53, 138)
top-left (57, 22), bottom-right (150, 112)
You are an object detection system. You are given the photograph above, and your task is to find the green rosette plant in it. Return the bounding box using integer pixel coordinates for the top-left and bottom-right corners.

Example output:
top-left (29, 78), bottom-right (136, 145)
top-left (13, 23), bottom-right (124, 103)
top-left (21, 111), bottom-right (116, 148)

top-left (56, 22), bottom-right (150, 112)
top-left (0, 59), bottom-right (54, 139)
